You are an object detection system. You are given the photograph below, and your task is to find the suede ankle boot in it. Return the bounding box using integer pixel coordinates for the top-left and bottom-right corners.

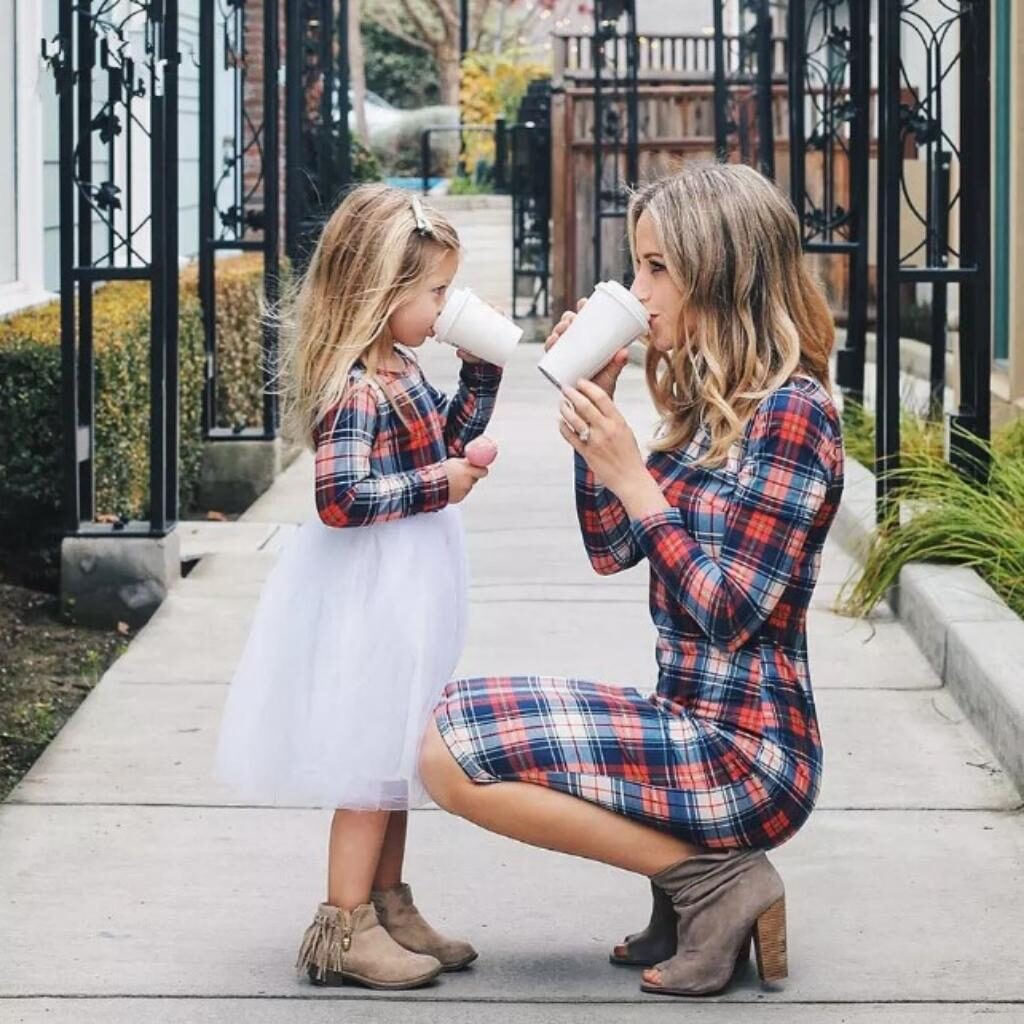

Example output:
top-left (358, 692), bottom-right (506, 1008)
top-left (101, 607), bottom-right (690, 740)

top-left (371, 883), bottom-right (478, 971)
top-left (296, 902), bottom-right (442, 990)
top-left (609, 880), bottom-right (677, 966)
top-left (640, 850), bottom-right (786, 997)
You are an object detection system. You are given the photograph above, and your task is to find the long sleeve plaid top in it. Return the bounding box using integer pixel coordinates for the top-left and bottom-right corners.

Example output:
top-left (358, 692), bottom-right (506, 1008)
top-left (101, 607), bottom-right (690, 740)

top-left (313, 350), bottom-right (502, 528)
top-left (575, 377), bottom-right (843, 702)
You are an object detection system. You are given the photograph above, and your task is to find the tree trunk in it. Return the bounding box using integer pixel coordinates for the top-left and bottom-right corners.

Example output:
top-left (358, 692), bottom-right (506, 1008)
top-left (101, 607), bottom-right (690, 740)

top-left (438, 43), bottom-right (462, 107)
top-left (348, 0), bottom-right (369, 141)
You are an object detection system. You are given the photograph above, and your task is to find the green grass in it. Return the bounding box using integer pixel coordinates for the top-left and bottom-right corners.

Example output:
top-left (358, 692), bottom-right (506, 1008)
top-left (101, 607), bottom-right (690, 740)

top-left (839, 425), bottom-right (1024, 620)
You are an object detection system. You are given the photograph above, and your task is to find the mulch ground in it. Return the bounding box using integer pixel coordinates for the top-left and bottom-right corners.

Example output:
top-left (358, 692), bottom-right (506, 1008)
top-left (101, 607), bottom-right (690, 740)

top-left (0, 577), bottom-right (125, 801)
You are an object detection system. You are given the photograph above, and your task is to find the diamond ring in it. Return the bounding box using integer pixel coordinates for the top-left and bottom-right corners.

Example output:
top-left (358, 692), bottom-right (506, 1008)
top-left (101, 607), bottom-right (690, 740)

top-left (578, 426), bottom-right (591, 444)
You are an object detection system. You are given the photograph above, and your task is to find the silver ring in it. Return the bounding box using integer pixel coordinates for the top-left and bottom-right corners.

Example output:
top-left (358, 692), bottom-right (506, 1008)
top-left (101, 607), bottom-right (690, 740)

top-left (578, 426), bottom-right (591, 444)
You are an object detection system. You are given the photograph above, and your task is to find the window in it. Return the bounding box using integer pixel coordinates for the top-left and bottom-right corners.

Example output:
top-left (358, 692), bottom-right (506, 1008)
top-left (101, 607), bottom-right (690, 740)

top-left (0, 0), bottom-right (17, 286)
top-left (0, 0), bottom-right (49, 316)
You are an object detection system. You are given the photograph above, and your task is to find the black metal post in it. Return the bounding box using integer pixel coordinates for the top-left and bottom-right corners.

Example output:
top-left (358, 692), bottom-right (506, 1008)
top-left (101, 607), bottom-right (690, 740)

top-left (875, 0), bottom-right (902, 520)
top-left (842, 0), bottom-right (870, 405)
top-left (58, 0), bottom-right (78, 535)
top-left (753, 0), bottom-right (775, 179)
top-left (199, 0), bottom-right (216, 436)
top-left (264, 0), bottom-right (282, 436)
top-left (712, 0), bottom-right (730, 160)
top-left (494, 116), bottom-right (507, 192)
top-left (928, 150), bottom-right (951, 421)
top-left (950, 0), bottom-right (992, 480)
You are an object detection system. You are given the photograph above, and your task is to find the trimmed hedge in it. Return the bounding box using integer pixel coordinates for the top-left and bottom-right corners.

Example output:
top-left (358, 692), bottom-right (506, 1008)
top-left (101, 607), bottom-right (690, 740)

top-left (0, 256), bottom-right (266, 576)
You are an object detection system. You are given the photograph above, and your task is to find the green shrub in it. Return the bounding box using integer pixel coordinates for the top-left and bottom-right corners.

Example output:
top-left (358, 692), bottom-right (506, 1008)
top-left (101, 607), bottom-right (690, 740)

top-left (363, 21), bottom-right (441, 109)
top-left (0, 256), bottom-right (265, 582)
top-left (840, 431), bottom-right (1024, 620)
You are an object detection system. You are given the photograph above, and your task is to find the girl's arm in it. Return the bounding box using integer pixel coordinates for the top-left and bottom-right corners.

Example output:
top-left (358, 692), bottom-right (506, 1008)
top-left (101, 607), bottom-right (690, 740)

top-left (626, 390), bottom-right (837, 650)
top-left (315, 384), bottom-right (449, 528)
top-left (574, 452), bottom-right (644, 575)
top-left (425, 359), bottom-right (503, 457)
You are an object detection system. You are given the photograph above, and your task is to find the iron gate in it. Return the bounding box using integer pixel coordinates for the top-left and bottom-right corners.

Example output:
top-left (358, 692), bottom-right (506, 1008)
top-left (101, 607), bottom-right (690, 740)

top-left (590, 0), bottom-right (639, 286)
top-left (199, 0), bottom-right (281, 441)
top-left (47, 0), bottom-right (180, 537)
top-left (787, 0), bottom-right (871, 406)
top-left (511, 79), bottom-right (552, 320)
top-left (713, 0), bottom-right (777, 177)
top-left (875, 0), bottom-right (992, 514)
top-left (285, 0), bottom-right (352, 268)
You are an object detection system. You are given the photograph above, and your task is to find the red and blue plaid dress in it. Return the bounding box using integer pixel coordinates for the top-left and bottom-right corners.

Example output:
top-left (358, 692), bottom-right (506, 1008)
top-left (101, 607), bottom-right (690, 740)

top-left (434, 377), bottom-right (844, 849)
top-left (314, 350), bottom-right (503, 524)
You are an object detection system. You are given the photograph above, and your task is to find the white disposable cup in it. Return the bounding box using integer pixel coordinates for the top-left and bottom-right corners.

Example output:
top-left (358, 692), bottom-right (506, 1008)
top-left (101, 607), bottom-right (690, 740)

top-left (537, 280), bottom-right (650, 390)
top-left (433, 287), bottom-right (523, 367)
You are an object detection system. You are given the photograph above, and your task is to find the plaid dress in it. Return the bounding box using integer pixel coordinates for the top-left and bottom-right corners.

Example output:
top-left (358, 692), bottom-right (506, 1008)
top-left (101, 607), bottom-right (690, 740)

top-left (435, 377), bottom-right (844, 849)
top-left (314, 349), bottom-right (503, 524)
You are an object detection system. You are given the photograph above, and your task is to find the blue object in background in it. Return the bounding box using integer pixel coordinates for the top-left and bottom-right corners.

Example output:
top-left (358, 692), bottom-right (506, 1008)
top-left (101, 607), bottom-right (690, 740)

top-left (386, 176), bottom-right (444, 192)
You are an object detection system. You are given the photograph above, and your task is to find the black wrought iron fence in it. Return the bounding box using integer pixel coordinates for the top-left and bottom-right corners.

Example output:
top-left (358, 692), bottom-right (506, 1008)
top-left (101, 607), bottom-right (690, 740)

top-left (46, 0), bottom-right (181, 537)
top-left (199, 0), bottom-right (280, 441)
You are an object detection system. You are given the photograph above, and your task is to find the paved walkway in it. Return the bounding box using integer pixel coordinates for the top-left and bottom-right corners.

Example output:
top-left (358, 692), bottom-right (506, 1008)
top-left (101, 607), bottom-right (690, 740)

top-left (2, 199), bottom-right (1023, 1023)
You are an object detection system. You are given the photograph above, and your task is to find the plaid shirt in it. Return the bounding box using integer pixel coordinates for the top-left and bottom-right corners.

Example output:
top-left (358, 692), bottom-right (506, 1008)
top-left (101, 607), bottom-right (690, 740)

top-left (576, 377), bottom-right (843, 726)
top-left (314, 350), bottom-right (502, 528)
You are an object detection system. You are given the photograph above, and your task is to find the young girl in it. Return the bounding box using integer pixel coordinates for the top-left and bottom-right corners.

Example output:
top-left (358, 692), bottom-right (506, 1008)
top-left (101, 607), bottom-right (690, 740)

top-left (215, 185), bottom-right (502, 990)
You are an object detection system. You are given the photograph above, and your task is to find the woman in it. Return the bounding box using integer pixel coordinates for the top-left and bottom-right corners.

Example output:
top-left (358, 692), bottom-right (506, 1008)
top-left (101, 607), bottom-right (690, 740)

top-left (419, 162), bottom-right (844, 997)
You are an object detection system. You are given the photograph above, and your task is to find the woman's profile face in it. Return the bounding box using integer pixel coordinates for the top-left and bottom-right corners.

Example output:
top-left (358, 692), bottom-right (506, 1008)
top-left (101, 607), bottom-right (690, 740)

top-left (631, 211), bottom-right (685, 354)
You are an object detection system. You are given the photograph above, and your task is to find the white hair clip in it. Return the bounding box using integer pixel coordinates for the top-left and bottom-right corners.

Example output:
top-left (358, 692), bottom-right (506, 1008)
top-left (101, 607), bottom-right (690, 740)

top-left (410, 196), bottom-right (433, 236)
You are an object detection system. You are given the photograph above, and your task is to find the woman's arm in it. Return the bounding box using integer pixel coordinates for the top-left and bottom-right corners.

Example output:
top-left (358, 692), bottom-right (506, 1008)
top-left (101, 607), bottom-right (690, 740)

top-left (315, 383), bottom-right (449, 528)
top-left (627, 390), bottom-right (835, 651)
top-left (574, 452), bottom-right (644, 575)
top-left (424, 359), bottom-right (503, 457)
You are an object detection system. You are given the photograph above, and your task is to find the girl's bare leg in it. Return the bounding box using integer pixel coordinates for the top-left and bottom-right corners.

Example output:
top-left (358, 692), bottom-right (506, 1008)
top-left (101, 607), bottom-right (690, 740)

top-left (419, 721), bottom-right (697, 876)
top-left (327, 809), bottom-right (391, 910)
top-left (373, 810), bottom-right (408, 891)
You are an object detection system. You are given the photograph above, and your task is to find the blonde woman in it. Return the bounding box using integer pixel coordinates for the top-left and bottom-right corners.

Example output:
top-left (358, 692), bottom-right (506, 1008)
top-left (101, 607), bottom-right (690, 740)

top-left (421, 163), bottom-right (843, 996)
top-left (216, 185), bottom-right (502, 989)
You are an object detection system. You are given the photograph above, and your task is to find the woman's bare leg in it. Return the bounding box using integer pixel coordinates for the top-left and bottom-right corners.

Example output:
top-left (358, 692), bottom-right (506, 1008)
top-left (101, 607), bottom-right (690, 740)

top-left (327, 809), bottom-right (391, 910)
top-left (373, 810), bottom-right (408, 891)
top-left (419, 721), bottom-right (696, 876)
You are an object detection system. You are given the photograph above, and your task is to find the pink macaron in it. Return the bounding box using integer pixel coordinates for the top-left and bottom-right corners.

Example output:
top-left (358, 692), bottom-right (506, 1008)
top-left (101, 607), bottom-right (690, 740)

top-left (465, 436), bottom-right (499, 468)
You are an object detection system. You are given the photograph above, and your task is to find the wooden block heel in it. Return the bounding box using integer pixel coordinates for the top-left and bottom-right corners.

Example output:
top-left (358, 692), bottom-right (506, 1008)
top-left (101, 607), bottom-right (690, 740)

top-left (752, 897), bottom-right (788, 984)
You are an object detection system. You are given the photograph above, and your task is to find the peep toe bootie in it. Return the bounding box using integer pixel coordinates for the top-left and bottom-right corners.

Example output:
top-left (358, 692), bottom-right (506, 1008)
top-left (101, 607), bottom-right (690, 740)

top-left (609, 880), bottom-right (677, 966)
top-left (641, 850), bottom-right (787, 997)
top-left (371, 883), bottom-right (478, 971)
top-left (296, 902), bottom-right (442, 990)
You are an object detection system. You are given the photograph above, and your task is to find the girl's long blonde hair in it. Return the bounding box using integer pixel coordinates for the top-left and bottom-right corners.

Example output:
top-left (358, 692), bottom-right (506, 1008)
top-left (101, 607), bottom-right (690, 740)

top-left (628, 162), bottom-right (834, 466)
top-left (279, 183), bottom-right (459, 447)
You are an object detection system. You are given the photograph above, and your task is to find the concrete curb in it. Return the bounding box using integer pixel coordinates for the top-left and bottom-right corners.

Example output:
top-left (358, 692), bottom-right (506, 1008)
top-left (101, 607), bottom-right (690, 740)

top-left (834, 457), bottom-right (1024, 794)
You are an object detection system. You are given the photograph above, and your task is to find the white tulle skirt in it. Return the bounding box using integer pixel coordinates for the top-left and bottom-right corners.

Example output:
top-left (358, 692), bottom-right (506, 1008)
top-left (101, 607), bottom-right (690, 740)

top-left (215, 506), bottom-right (467, 809)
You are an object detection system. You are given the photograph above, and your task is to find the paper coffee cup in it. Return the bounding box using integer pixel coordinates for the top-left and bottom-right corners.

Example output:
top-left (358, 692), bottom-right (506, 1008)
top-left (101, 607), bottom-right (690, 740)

top-left (537, 280), bottom-right (649, 390)
top-left (433, 287), bottom-right (523, 367)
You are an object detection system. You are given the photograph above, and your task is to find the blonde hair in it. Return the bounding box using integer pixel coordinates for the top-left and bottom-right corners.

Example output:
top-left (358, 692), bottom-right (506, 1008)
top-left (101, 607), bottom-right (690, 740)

top-left (279, 184), bottom-right (460, 447)
top-left (628, 162), bottom-right (834, 466)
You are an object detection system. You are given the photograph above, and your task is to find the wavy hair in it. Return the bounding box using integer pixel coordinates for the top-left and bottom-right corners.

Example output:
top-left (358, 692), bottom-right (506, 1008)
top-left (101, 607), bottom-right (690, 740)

top-left (628, 162), bottom-right (834, 466)
top-left (278, 183), bottom-right (459, 448)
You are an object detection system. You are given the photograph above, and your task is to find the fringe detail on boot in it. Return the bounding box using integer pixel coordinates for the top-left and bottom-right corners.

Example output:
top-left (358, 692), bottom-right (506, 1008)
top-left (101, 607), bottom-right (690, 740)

top-left (295, 907), bottom-right (347, 982)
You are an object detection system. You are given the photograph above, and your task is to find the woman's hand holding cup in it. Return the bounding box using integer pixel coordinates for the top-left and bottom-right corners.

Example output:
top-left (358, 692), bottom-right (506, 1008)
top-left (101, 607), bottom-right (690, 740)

top-left (543, 298), bottom-right (630, 398)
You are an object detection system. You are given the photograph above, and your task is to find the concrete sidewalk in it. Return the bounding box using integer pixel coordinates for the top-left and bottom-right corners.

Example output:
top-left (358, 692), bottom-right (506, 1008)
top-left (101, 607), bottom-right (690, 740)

top-left (2, 201), bottom-right (1023, 1022)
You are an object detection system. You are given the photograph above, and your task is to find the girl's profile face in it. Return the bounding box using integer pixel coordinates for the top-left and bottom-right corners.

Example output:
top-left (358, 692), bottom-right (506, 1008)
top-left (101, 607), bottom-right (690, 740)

top-left (631, 211), bottom-right (686, 354)
top-left (388, 247), bottom-right (459, 347)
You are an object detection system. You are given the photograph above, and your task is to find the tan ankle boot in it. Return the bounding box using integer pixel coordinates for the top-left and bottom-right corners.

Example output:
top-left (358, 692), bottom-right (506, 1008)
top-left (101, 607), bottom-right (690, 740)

top-left (640, 850), bottom-right (786, 997)
top-left (609, 880), bottom-right (677, 966)
top-left (296, 902), bottom-right (442, 990)
top-left (371, 883), bottom-right (478, 971)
